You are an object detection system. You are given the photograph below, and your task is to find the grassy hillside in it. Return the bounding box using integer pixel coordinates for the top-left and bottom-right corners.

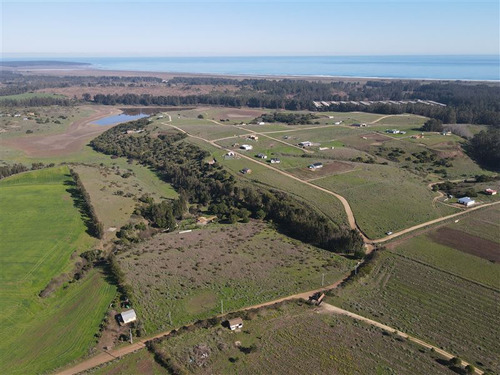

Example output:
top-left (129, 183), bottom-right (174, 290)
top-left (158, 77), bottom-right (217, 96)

top-left (0, 167), bottom-right (116, 374)
top-left (118, 221), bottom-right (355, 332)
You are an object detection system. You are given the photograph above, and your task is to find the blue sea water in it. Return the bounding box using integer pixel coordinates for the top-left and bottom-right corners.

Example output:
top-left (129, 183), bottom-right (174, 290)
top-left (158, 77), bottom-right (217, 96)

top-left (3, 55), bottom-right (500, 81)
top-left (92, 113), bottom-right (148, 126)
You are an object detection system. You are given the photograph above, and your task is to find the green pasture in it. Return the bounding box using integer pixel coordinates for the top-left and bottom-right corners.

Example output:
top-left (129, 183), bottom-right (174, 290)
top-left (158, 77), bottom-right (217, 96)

top-left (313, 163), bottom-right (459, 238)
top-left (0, 167), bottom-right (116, 374)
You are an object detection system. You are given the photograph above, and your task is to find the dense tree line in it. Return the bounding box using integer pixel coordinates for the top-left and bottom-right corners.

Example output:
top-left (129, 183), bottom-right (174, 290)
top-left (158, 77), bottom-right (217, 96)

top-left (0, 162), bottom-right (54, 179)
top-left (90, 119), bottom-right (364, 254)
top-left (466, 128), bottom-right (500, 171)
top-left (0, 71), bottom-right (163, 96)
top-left (253, 112), bottom-right (319, 125)
top-left (69, 169), bottom-right (105, 238)
top-left (0, 96), bottom-right (73, 107)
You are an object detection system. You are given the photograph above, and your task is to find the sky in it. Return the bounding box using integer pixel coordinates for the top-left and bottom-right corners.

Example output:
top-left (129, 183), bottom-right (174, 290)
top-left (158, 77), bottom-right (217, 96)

top-left (1, 1), bottom-right (499, 57)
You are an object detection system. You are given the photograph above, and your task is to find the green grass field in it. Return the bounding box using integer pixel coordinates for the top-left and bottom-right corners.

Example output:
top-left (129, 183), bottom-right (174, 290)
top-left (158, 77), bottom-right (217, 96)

top-left (313, 163), bottom-right (459, 238)
top-left (329, 251), bottom-right (500, 373)
top-left (74, 163), bottom-right (178, 231)
top-left (118, 221), bottom-right (356, 332)
top-left (0, 167), bottom-right (117, 374)
top-left (151, 301), bottom-right (454, 375)
top-left (0, 92), bottom-right (66, 101)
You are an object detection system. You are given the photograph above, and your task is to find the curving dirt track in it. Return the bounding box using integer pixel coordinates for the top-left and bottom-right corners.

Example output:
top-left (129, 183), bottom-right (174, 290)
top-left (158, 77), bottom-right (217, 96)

top-left (0, 106), bottom-right (122, 157)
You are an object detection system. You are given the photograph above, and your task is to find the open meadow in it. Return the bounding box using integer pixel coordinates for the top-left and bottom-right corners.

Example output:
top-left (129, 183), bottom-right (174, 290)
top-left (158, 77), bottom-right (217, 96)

top-left (117, 221), bottom-right (356, 333)
top-left (329, 251), bottom-right (500, 373)
top-left (0, 167), bottom-right (117, 374)
top-left (312, 163), bottom-right (459, 238)
top-left (150, 301), bottom-right (455, 375)
top-left (73, 163), bottom-right (178, 231)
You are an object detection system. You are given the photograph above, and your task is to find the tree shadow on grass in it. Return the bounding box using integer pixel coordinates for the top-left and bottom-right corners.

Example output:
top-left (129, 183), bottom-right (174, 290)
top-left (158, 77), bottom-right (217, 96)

top-left (63, 177), bottom-right (95, 237)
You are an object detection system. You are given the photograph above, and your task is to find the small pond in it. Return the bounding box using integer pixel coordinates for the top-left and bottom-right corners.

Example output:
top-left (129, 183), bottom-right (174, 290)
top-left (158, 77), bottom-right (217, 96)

top-left (92, 113), bottom-right (149, 126)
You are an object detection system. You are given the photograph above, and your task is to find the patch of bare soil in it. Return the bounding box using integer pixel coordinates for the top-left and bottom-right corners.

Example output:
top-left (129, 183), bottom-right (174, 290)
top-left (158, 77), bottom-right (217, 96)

top-left (0, 105), bottom-right (121, 157)
top-left (290, 161), bottom-right (354, 180)
top-left (429, 227), bottom-right (500, 262)
top-left (363, 133), bottom-right (392, 142)
top-left (97, 310), bottom-right (130, 352)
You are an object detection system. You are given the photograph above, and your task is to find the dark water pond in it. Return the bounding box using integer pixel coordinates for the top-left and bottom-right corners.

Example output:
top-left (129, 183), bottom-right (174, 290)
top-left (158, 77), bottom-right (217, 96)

top-left (92, 113), bottom-right (149, 126)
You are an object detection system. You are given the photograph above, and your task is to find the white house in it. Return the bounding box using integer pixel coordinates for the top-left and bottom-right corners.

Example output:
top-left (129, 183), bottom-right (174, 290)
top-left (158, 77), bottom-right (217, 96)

top-left (228, 317), bottom-right (244, 330)
top-left (256, 153), bottom-right (267, 159)
top-left (458, 197), bottom-right (475, 207)
top-left (240, 144), bottom-right (253, 151)
top-left (299, 141), bottom-right (313, 147)
top-left (270, 158), bottom-right (281, 164)
top-left (386, 129), bottom-right (400, 134)
top-left (226, 151), bottom-right (235, 157)
top-left (258, 122), bottom-right (265, 125)
top-left (120, 309), bottom-right (137, 324)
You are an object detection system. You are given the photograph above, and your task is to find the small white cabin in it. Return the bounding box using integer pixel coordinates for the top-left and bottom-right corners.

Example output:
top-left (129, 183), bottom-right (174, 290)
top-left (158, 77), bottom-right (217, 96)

top-left (120, 309), bottom-right (137, 325)
top-left (228, 317), bottom-right (243, 330)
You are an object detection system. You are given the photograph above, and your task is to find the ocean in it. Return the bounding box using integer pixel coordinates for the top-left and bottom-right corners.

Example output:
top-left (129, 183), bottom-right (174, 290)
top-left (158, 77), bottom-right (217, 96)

top-left (4, 55), bottom-right (500, 81)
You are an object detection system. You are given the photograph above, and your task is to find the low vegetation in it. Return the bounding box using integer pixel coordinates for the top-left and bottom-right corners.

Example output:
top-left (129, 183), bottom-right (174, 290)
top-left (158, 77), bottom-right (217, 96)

top-left (329, 251), bottom-right (500, 373)
top-left (148, 301), bottom-right (455, 374)
top-left (116, 221), bottom-right (356, 332)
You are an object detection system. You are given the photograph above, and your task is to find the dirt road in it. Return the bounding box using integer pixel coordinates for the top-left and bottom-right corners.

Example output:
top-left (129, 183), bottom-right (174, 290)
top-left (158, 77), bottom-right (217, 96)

top-left (1, 106), bottom-right (122, 157)
top-left (55, 276), bottom-right (350, 375)
top-left (320, 303), bottom-right (483, 374)
top-left (371, 200), bottom-right (500, 243)
top-left (162, 121), bottom-right (362, 238)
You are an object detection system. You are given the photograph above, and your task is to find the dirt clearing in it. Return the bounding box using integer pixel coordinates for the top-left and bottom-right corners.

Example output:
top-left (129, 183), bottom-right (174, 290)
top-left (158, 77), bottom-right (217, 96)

top-left (0, 106), bottom-right (121, 157)
top-left (430, 227), bottom-right (500, 262)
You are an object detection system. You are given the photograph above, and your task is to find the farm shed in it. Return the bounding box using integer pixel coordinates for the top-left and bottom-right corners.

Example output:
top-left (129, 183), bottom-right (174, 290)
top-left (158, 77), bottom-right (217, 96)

top-left (120, 309), bottom-right (137, 324)
top-left (256, 153), bottom-right (267, 159)
top-left (241, 168), bottom-right (252, 174)
top-left (240, 144), bottom-right (253, 151)
top-left (485, 189), bottom-right (497, 195)
top-left (228, 317), bottom-right (244, 330)
top-left (458, 197), bottom-right (475, 207)
top-left (299, 141), bottom-right (313, 147)
top-left (270, 158), bottom-right (281, 164)
top-left (248, 135), bottom-right (259, 140)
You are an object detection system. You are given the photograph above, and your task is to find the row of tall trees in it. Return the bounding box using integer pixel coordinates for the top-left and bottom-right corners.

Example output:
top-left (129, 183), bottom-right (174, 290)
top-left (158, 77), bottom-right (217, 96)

top-left (0, 162), bottom-right (55, 179)
top-left (69, 169), bottom-right (105, 239)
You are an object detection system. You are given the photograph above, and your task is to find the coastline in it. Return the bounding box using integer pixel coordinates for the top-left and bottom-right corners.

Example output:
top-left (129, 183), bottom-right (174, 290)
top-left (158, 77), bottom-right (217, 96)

top-left (5, 65), bottom-right (498, 84)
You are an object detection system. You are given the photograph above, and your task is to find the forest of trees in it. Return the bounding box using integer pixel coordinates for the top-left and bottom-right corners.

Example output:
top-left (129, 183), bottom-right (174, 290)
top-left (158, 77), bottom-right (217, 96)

top-left (90, 119), bottom-right (364, 254)
top-left (2, 72), bottom-right (497, 125)
top-left (466, 128), bottom-right (500, 171)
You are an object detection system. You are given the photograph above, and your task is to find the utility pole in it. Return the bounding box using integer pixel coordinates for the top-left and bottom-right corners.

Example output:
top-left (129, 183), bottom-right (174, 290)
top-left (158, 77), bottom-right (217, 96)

top-left (129, 328), bottom-right (133, 344)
